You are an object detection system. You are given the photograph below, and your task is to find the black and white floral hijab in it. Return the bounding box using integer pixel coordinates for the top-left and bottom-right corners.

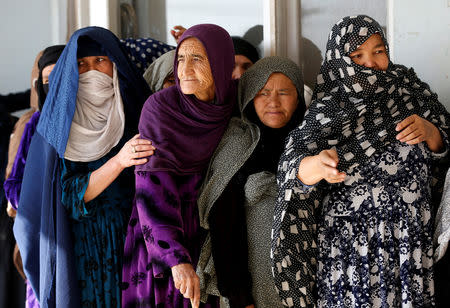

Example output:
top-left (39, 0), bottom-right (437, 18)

top-left (271, 15), bottom-right (450, 307)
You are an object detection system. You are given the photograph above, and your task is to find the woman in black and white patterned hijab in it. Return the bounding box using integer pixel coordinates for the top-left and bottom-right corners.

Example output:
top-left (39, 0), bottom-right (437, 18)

top-left (272, 15), bottom-right (450, 307)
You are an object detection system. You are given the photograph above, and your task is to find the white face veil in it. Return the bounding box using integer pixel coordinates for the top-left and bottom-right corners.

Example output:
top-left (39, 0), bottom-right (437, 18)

top-left (64, 64), bottom-right (125, 162)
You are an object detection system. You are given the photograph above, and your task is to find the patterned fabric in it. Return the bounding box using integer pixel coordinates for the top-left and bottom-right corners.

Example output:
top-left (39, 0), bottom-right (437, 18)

top-left (121, 171), bottom-right (219, 308)
top-left (272, 15), bottom-right (450, 307)
top-left (60, 144), bottom-right (134, 308)
top-left (120, 37), bottom-right (175, 74)
top-left (434, 168), bottom-right (450, 261)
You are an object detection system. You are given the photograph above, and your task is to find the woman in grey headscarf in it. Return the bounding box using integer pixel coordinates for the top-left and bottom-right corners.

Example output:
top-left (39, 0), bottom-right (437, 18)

top-left (143, 50), bottom-right (176, 92)
top-left (196, 56), bottom-right (308, 308)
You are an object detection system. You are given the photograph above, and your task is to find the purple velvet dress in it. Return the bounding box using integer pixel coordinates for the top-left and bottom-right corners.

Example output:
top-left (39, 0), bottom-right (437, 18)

top-left (122, 171), bottom-right (218, 307)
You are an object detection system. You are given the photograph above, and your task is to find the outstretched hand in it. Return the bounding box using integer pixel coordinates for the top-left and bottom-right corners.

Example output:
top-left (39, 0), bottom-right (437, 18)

top-left (298, 149), bottom-right (346, 185)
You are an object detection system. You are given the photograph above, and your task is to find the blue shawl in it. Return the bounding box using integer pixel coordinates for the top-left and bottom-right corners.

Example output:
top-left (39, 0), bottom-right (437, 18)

top-left (14, 26), bottom-right (150, 307)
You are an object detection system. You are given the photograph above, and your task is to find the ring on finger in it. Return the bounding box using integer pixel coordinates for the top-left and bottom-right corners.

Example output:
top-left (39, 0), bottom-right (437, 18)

top-left (132, 145), bottom-right (136, 153)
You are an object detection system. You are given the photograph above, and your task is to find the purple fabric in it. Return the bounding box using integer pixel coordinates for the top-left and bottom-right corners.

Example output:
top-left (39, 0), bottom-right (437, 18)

top-left (136, 24), bottom-right (236, 174)
top-left (4, 111), bottom-right (40, 210)
top-left (26, 280), bottom-right (40, 308)
top-left (122, 171), bottom-right (219, 307)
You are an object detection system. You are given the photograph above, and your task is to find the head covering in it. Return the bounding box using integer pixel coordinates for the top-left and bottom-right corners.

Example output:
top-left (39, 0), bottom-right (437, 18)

top-left (143, 49), bottom-right (176, 92)
top-left (238, 56), bottom-right (306, 174)
top-left (76, 36), bottom-right (106, 58)
top-left (196, 56), bottom-right (306, 302)
top-left (37, 45), bottom-right (65, 111)
top-left (15, 26), bottom-right (150, 307)
top-left (271, 15), bottom-right (450, 307)
top-left (37, 26), bottom-right (150, 157)
top-left (60, 35), bottom-right (125, 162)
top-left (232, 36), bottom-right (259, 64)
top-left (136, 24), bottom-right (236, 174)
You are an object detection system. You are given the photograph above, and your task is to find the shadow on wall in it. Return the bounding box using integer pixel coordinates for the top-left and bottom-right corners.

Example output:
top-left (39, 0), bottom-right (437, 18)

top-left (242, 25), bottom-right (264, 59)
top-left (301, 37), bottom-right (323, 90)
top-left (243, 25), bottom-right (264, 50)
top-left (242, 24), bottom-right (323, 92)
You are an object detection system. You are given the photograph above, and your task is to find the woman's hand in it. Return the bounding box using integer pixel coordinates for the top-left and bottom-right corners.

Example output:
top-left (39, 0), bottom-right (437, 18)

top-left (170, 25), bottom-right (187, 44)
top-left (171, 263), bottom-right (200, 308)
top-left (396, 114), bottom-right (443, 153)
top-left (113, 134), bottom-right (155, 169)
top-left (297, 149), bottom-right (346, 185)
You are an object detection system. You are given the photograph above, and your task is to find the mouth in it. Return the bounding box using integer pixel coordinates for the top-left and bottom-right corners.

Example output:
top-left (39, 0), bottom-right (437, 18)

top-left (266, 111), bottom-right (282, 115)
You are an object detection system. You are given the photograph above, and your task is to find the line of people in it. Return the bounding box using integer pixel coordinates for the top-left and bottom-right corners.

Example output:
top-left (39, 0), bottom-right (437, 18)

top-left (2, 14), bottom-right (450, 308)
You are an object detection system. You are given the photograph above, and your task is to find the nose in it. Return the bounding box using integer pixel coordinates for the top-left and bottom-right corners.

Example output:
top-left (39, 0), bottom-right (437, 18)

top-left (267, 92), bottom-right (281, 107)
top-left (363, 56), bottom-right (376, 69)
top-left (181, 59), bottom-right (194, 76)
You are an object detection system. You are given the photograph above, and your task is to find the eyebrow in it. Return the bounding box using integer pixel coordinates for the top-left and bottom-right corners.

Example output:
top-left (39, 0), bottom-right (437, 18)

top-left (374, 43), bottom-right (384, 48)
top-left (178, 53), bottom-right (205, 59)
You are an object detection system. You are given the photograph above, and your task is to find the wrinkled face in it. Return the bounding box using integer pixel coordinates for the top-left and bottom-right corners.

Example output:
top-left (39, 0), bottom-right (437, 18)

top-left (77, 56), bottom-right (113, 77)
top-left (177, 37), bottom-right (215, 101)
top-left (232, 55), bottom-right (253, 79)
top-left (349, 33), bottom-right (389, 71)
top-left (42, 64), bottom-right (56, 84)
top-left (253, 73), bottom-right (298, 129)
top-left (162, 73), bottom-right (175, 89)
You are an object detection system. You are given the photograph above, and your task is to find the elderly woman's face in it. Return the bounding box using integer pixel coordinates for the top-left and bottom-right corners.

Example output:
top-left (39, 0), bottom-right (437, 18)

top-left (349, 34), bottom-right (388, 71)
top-left (77, 56), bottom-right (113, 77)
top-left (253, 73), bottom-right (298, 129)
top-left (177, 38), bottom-right (215, 101)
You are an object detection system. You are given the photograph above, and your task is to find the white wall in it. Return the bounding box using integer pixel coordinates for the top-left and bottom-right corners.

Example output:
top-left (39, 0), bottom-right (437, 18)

top-left (0, 0), bottom-right (59, 94)
top-left (391, 0), bottom-right (450, 109)
top-left (165, 0), bottom-right (263, 46)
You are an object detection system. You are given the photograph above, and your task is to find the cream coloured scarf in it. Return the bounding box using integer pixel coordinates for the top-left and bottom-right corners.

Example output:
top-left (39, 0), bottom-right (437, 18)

top-left (64, 65), bottom-right (125, 162)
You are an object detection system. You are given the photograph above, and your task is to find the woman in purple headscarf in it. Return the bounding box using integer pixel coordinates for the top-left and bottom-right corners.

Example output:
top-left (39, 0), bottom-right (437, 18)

top-left (121, 24), bottom-right (236, 308)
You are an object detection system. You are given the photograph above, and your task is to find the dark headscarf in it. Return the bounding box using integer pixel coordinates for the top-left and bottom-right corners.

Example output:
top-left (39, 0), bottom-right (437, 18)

top-left (232, 36), bottom-right (259, 64)
top-left (37, 45), bottom-right (65, 110)
top-left (14, 26), bottom-right (150, 307)
top-left (136, 24), bottom-right (236, 174)
top-left (272, 15), bottom-right (450, 307)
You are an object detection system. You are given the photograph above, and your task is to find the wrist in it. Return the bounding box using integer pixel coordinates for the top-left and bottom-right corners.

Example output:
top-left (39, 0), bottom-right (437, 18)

top-left (297, 155), bottom-right (322, 185)
top-left (111, 155), bottom-right (125, 171)
top-left (426, 126), bottom-right (443, 153)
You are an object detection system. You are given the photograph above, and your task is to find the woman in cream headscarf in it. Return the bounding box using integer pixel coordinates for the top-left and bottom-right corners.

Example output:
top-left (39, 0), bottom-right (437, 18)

top-left (14, 27), bottom-right (154, 308)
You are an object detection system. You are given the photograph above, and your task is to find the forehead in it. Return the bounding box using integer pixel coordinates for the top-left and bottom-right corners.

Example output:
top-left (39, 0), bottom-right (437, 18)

top-left (77, 55), bottom-right (110, 61)
top-left (360, 33), bottom-right (384, 48)
top-left (178, 37), bottom-right (207, 55)
top-left (263, 72), bottom-right (296, 88)
top-left (235, 54), bottom-right (253, 65)
top-left (42, 63), bottom-right (56, 76)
